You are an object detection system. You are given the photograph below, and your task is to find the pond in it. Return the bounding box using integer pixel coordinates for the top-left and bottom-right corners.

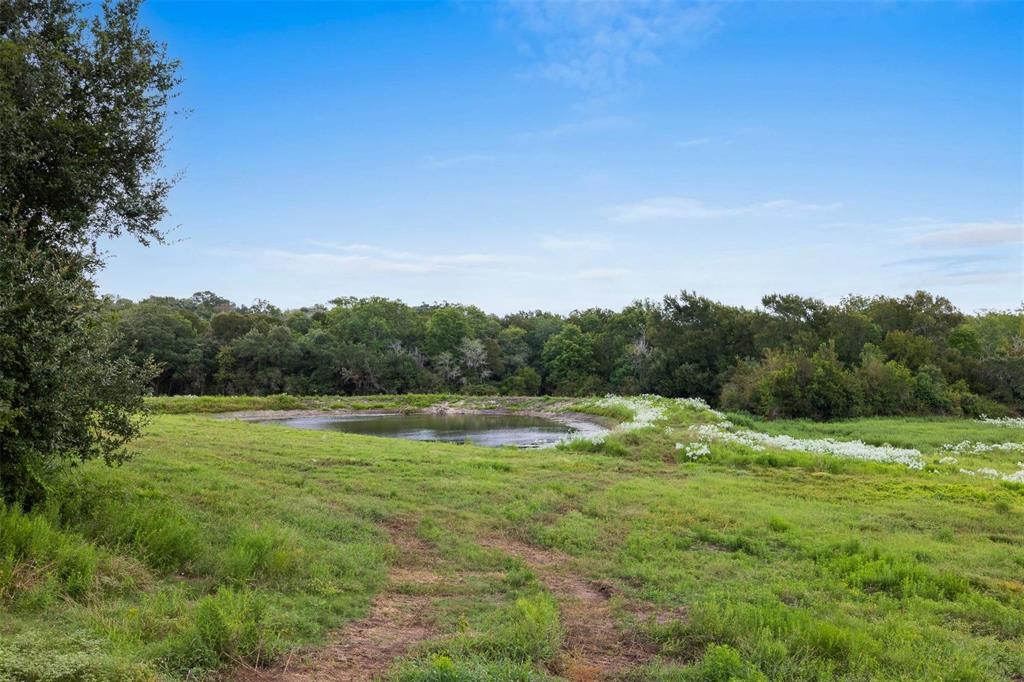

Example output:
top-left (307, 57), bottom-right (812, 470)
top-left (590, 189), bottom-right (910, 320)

top-left (256, 412), bottom-right (580, 448)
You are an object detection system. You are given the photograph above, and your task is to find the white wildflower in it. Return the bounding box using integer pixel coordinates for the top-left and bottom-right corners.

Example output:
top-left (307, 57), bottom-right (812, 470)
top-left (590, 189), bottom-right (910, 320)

top-left (595, 394), bottom-right (666, 430)
top-left (676, 441), bottom-right (711, 460)
top-left (572, 394), bottom-right (727, 446)
top-left (957, 462), bottom-right (1024, 483)
top-left (941, 440), bottom-right (1024, 455)
top-left (567, 394), bottom-right (667, 444)
top-left (687, 421), bottom-right (925, 470)
top-left (674, 397), bottom-right (727, 421)
top-left (938, 456), bottom-right (958, 465)
top-left (977, 415), bottom-right (1024, 428)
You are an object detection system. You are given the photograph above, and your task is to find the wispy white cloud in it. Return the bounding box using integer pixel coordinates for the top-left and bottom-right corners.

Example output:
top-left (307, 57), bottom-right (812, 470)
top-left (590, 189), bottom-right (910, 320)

top-left (234, 243), bottom-right (517, 277)
top-left (676, 136), bottom-right (714, 148)
top-left (505, 0), bottom-right (721, 90)
top-left (896, 266), bottom-right (1022, 289)
top-left (889, 220), bottom-right (1023, 291)
top-left (576, 266), bottom-right (630, 280)
top-left (420, 153), bottom-right (498, 170)
top-left (540, 234), bottom-right (611, 251)
top-left (518, 115), bottom-right (633, 140)
top-left (931, 271), bottom-right (1022, 286)
top-left (607, 196), bottom-right (841, 223)
top-left (906, 221), bottom-right (1023, 247)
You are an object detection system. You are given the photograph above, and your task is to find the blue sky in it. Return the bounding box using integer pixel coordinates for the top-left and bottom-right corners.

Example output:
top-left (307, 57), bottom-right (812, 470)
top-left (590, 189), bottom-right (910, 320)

top-left (97, 1), bottom-right (1024, 314)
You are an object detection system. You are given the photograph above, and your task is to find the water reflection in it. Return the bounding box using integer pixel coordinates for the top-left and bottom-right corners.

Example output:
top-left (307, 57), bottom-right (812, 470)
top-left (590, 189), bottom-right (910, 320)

top-left (257, 412), bottom-right (576, 448)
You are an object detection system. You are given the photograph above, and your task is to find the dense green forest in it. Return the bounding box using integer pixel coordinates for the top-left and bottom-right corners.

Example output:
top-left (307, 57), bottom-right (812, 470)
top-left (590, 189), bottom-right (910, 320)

top-left (107, 290), bottom-right (1023, 419)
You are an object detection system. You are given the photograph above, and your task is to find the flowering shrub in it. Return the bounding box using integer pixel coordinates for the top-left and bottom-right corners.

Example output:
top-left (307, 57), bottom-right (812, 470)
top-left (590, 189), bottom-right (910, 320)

top-left (674, 397), bottom-right (728, 421)
top-left (574, 395), bottom-right (1023, 484)
top-left (594, 395), bottom-right (667, 431)
top-left (686, 420), bottom-right (925, 470)
top-left (676, 442), bottom-right (711, 460)
top-left (566, 395), bottom-right (668, 445)
top-left (958, 464), bottom-right (1024, 484)
top-left (977, 415), bottom-right (1024, 428)
top-left (941, 441), bottom-right (1024, 455)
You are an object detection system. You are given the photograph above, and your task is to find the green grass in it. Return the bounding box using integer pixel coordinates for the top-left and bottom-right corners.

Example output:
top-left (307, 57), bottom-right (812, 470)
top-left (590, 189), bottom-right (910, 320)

top-left (1, 396), bottom-right (1022, 681)
top-left (728, 412), bottom-right (1024, 473)
top-left (729, 413), bottom-right (1021, 452)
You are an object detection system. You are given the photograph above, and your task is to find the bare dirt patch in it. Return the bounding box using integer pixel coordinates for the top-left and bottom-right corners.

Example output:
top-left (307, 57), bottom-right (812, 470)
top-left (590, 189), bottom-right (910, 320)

top-left (478, 536), bottom-right (654, 680)
top-left (234, 592), bottom-right (434, 682)
top-left (234, 521), bottom-right (442, 682)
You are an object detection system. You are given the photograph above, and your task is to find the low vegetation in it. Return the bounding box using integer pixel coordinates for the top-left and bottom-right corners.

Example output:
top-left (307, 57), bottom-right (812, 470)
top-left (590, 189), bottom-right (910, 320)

top-left (1, 395), bottom-right (1021, 681)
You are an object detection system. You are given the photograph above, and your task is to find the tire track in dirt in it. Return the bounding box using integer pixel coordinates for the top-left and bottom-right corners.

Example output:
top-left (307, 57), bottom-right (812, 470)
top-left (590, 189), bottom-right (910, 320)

top-left (233, 522), bottom-right (440, 682)
top-left (477, 535), bottom-right (655, 682)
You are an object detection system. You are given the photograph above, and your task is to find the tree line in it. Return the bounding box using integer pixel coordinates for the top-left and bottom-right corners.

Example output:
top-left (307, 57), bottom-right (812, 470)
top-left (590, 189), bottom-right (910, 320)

top-left (107, 290), bottom-right (1023, 419)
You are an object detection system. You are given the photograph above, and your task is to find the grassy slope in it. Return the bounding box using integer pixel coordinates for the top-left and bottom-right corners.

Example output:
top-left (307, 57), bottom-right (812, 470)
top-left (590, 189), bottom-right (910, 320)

top-left (730, 413), bottom-right (1023, 451)
top-left (1, 396), bottom-right (1022, 681)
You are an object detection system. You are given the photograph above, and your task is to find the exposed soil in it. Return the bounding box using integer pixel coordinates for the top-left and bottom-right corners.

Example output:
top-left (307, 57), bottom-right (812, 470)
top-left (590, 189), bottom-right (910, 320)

top-left (233, 523), bottom-right (668, 681)
top-left (233, 522), bottom-right (441, 682)
top-left (234, 592), bottom-right (435, 682)
top-left (478, 536), bottom-right (655, 680)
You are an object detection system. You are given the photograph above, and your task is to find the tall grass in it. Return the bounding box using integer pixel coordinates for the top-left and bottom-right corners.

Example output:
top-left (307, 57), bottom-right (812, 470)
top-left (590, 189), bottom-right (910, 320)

top-left (0, 502), bottom-right (98, 601)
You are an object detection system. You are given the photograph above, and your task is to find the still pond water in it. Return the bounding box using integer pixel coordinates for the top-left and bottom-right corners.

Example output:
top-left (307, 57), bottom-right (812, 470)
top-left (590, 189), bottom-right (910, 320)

top-left (258, 413), bottom-right (576, 448)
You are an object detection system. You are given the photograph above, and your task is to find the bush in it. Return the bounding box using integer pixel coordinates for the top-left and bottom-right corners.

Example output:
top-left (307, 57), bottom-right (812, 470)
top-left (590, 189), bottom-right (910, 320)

top-left (721, 345), bottom-right (858, 420)
top-left (855, 347), bottom-right (916, 415)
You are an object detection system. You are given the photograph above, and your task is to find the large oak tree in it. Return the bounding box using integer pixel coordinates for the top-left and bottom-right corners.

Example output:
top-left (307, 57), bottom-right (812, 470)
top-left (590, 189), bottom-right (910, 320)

top-left (0, 0), bottom-right (178, 504)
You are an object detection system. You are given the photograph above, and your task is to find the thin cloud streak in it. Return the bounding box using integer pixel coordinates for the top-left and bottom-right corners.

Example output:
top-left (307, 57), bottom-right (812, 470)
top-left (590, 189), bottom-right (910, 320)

top-left (518, 115), bottom-right (633, 140)
top-left (888, 253), bottom-right (1004, 269)
top-left (607, 196), bottom-right (842, 223)
top-left (231, 244), bottom-right (520, 277)
top-left (420, 154), bottom-right (498, 170)
top-left (676, 136), bottom-right (714, 148)
top-left (910, 271), bottom-right (1022, 288)
top-left (907, 221), bottom-right (1024, 247)
top-left (540, 234), bottom-right (611, 250)
top-left (887, 220), bottom-right (1023, 291)
top-left (576, 266), bottom-right (630, 280)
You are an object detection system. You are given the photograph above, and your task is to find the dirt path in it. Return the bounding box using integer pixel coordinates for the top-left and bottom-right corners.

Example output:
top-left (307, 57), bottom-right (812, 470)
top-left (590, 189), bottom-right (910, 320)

top-left (234, 527), bottom-right (660, 682)
top-left (478, 536), bottom-right (654, 681)
top-left (234, 524), bottom-right (440, 682)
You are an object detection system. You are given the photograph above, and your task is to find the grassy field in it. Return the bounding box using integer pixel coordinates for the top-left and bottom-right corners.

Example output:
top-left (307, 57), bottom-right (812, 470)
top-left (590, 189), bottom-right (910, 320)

top-left (730, 412), bottom-right (1024, 451)
top-left (1, 396), bottom-right (1022, 681)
